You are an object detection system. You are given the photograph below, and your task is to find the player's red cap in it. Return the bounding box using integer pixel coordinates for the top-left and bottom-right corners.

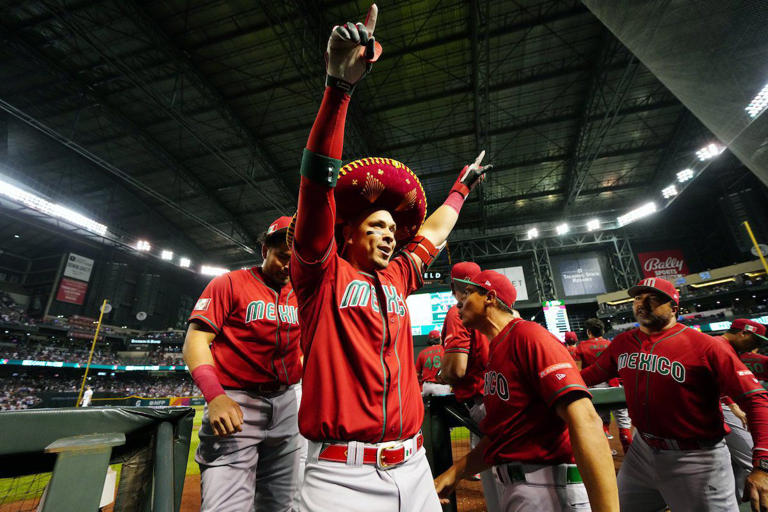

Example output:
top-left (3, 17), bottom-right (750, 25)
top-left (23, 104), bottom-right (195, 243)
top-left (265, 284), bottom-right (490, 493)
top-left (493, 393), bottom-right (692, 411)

top-left (564, 331), bottom-right (578, 343)
top-left (628, 277), bottom-right (680, 305)
top-left (267, 216), bottom-right (293, 235)
top-left (731, 318), bottom-right (768, 342)
top-left (451, 262), bottom-right (481, 285)
top-left (468, 270), bottom-right (517, 310)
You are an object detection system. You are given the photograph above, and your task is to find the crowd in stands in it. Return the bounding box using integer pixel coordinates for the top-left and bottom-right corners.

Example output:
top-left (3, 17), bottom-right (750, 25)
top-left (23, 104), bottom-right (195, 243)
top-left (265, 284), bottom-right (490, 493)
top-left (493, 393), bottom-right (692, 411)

top-left (0, 334), bottom-right (184, 366)
top-left (0, 374), bottom-right (199, 411)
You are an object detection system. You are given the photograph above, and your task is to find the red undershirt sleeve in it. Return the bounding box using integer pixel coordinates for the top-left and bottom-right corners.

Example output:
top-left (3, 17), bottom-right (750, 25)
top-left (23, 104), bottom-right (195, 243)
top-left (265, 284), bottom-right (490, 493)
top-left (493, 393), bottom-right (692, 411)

top-left (294, 87), bottom-right (350, 264)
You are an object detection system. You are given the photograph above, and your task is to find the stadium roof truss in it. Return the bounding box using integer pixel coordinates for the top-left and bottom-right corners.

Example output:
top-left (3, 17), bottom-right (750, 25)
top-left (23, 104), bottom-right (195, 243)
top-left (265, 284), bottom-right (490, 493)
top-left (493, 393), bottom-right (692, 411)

top-left (0, 0), bottom-right (713, 265)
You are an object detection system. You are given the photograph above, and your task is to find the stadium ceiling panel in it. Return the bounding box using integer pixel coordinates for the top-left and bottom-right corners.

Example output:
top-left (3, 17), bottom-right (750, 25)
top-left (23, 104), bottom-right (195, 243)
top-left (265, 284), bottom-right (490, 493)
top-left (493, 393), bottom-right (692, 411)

top-left (0, 0), bottom-right (712, 265)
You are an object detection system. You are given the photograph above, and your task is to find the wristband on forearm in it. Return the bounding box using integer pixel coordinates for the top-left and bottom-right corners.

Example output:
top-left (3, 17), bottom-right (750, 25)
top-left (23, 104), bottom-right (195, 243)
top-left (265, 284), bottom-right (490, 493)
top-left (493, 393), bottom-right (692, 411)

top-left (301, 149), bottom-right (342, 187)
top-left (443, 190), bottom-right (466, 214)
top-left (191, 364), bottom-right (225, 403)
top-left (326, 75), bottom-right (357, 95)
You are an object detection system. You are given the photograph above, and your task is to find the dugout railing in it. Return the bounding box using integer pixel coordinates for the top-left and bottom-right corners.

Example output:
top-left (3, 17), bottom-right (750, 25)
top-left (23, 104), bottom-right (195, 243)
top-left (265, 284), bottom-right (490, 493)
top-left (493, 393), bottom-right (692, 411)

top-left (423, 387), bottom-right (628, 512)
top-left (0, 406), bottom-right (194, 512)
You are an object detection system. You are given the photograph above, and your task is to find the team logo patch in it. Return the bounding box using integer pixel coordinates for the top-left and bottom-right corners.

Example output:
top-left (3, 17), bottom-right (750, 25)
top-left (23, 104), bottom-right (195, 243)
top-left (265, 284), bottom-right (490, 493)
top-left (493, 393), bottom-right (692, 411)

top-left (745, 325), bottom-right (757, 333)
top-left (194, 298), bottom-right (211, 311)
top-left (539, 362), bottom-right (572, 378)
top-left (556, 373), bottom-right (566, 380)
top-left (738, 370), bottom-right (754, 376)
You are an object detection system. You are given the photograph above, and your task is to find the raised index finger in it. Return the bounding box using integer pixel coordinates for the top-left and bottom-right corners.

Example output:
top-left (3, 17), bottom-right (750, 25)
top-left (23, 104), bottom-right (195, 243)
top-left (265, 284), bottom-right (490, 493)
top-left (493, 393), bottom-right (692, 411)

top-left (365, 4), bottom-right (378, 35)
top-left (473, 150), bottom-right (486, 167)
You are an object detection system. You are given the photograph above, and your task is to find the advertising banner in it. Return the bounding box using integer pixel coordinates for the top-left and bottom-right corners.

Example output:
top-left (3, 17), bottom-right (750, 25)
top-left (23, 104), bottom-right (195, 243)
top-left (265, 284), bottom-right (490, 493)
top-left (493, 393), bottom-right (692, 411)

top-left (55, 277), bottom-right (88, 305)
top-left (637, 250), bottom-right (689, 281)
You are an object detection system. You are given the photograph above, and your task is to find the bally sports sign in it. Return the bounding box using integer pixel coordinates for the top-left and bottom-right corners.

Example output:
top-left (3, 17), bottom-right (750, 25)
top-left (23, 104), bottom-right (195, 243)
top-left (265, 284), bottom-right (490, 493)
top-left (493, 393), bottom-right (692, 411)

top-left (637, 250), bottom-right (689, 281)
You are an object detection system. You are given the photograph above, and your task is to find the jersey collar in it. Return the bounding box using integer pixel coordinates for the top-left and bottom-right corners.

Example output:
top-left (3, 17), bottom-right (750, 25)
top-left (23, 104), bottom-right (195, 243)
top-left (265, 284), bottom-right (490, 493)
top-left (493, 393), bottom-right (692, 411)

top-left (248, 266), bottom-right (288, 293)
top-left (493, 317), bottom-right (524, 345)
top-left (634, 323), bottom-right (686, 342)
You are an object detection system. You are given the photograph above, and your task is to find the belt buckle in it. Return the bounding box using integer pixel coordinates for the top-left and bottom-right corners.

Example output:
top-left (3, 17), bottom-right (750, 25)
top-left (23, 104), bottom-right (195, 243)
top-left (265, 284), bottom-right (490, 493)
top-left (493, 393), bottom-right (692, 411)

top-left (375, 442), bottom-right (400, 469)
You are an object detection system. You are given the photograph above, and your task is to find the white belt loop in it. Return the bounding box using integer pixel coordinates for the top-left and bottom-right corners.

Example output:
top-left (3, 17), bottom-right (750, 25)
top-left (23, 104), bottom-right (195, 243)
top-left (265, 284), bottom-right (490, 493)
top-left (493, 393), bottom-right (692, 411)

top-left (307, 441), bottom-right (323, 464)
top-left (346, 441), bottom-right (365, 466)
top-left (493, 465), bottom-right (510, 485)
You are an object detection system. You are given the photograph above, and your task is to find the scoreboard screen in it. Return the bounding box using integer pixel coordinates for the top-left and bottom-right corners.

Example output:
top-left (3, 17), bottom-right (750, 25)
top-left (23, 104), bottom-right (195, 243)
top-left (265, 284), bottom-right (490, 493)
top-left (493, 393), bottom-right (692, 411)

top-left (406, 291), bottom-right (454, 336)
top-left (543, 300), bottom-right (571, 342)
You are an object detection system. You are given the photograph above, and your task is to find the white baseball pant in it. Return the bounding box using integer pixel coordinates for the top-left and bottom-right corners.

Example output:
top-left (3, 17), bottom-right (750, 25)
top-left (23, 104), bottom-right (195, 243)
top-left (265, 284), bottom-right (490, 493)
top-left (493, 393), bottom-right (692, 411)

top-left (493, 462), bottom-right (590, 511)
top-left (300, 438), bottom-right (441, 511)
top-left (293, 383), bottom-right (308, 508)
top-left (617, 433), bottom-right (737, 511)
top-left (467, 401), bottom-right (504, 512)
top-left (196, 388), bottom-right (301, 512)
top-left (722, 403), bottom-right (752, 502)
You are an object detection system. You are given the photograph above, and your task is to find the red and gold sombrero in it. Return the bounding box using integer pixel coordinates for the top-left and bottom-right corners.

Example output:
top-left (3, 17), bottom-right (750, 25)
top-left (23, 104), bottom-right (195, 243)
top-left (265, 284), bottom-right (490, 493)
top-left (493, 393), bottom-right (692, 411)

top-left (337, 157), bottom-right (426, 244)
top-left (287, 157), bottom-right (427, 249)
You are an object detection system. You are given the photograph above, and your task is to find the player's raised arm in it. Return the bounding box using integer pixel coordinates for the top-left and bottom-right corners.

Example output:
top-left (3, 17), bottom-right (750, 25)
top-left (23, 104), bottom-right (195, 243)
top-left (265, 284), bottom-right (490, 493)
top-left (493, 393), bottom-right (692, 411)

top-left (293, 5), bottom-right (381, 262)
top-left (413, 152), bottom-right (492, 269)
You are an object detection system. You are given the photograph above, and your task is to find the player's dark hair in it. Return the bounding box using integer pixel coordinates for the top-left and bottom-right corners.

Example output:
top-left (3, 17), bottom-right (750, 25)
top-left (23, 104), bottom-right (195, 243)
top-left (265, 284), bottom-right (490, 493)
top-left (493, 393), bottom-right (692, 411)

top-left (585, 318), bottom-right (605, 337)
top-left (727, 328), bottom-right (743, 335)
top-left (258, 230), bottom-right (287, 250)
top-left (471, 286), bottom-right (514, 315)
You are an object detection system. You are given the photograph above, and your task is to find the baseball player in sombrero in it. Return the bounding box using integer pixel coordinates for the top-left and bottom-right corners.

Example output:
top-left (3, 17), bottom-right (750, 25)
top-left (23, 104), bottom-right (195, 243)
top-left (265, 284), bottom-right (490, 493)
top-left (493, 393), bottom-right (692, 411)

top-left (287, 4), bottom-right (491, 511)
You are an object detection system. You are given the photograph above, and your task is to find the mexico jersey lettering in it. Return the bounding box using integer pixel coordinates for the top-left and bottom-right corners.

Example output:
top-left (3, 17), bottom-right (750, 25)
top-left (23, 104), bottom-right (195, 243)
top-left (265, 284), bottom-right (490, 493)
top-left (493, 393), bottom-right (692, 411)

top-left (442, 305), bottom-right (489, 401)
top-left (581, 324), bottom-right (766, 441)
top-left (291, 241), bottom-right (424, 443)
top-left (616, 352), bottom-right (686, 382)
top-left (416, 345), bottom-right (444, 384)
top-left (188, 267), bottom-right (302, 388)
top-left (245, 301), bottom-right (298, 324)
top-left (480, 319), bottom-right (590, 466)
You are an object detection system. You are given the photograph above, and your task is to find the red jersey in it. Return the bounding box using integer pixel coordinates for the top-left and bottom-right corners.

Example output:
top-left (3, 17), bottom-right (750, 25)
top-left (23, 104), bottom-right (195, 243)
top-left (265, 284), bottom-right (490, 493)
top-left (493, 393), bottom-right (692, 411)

top-left (582, 324), bottom-right (768, 446)
top-left (567, 344), bottom-right (578, 360)
top-left (188, 267), bottom-right (302, 388)
top-left (416, 345), bottom-right (444, 385)
top-left (576, 337), bottom-right (620, 387)
top-left (291, 241), bottom-right (424, 443)
top-left (442, 305), bottom-right (489, 402)
top-left (575, 337), bottom-right (610, 367)
top-left (740, 352), bottom-right (768, 381)
top-left (480, 319), bottom-right (591, 466)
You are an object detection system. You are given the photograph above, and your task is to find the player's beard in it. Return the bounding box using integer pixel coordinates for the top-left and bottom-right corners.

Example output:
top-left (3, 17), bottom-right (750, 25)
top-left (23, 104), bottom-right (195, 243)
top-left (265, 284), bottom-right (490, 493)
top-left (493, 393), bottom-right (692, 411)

top-left (634, 307), bottom-right (674, 332)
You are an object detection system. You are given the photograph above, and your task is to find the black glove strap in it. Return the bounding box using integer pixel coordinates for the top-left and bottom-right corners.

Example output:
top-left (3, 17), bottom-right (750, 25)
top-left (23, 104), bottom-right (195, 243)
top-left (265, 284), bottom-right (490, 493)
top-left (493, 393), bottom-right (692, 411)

top-left (326, 75), bottom-right (357, 95)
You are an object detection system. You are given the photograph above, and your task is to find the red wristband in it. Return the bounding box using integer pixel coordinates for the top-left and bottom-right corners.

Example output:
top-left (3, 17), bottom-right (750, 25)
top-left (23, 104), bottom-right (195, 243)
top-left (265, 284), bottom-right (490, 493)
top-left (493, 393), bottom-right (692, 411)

top-left (191, 364), bottom-right (226, 403)
top-left (443, 190), bottom-right (466, 214)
